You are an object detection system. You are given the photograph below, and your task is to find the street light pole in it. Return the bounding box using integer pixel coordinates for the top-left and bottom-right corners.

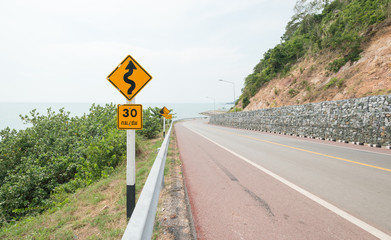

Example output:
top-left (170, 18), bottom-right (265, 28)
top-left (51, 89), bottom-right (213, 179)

top-left (218, 79), bottom-right (235, 105)
top-left (206, 96), bottom-right (216, 113)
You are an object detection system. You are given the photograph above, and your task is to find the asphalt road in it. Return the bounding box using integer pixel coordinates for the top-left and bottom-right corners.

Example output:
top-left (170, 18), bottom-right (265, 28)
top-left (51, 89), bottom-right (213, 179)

top-left (175, 119), bottom-right (391, 239)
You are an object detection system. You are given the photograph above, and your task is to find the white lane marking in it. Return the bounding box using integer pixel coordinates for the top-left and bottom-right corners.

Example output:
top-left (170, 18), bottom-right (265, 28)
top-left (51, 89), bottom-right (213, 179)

top-left (204, 121), bottom-right (391, 157)
top-left (182, 123), bottom-right (391, 240)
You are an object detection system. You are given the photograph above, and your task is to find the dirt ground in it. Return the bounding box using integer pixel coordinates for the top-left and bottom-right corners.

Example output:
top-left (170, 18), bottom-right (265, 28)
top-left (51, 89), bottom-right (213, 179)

top-left (154, 128), bottom-right (196, 240)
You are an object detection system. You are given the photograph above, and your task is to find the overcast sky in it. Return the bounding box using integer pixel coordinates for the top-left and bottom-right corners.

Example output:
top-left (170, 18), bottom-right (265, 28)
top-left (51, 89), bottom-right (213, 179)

top-left (0, 0), bottom-right (297, 104)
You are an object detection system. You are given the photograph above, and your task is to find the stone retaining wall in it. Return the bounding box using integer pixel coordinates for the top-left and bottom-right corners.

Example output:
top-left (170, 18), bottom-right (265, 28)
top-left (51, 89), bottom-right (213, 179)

top-left (209, 95), bottom-right (391, 146)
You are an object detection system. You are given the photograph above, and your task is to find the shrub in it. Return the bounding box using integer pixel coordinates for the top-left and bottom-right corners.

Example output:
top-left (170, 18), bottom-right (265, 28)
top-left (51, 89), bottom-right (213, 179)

top-left (242, 97), bottom-right (250, 109)
top-left (138, 107), bottom-right (163, 139)
top-left (324, 77), bottom-right (345, 89)
top-left (327, 57), bottom-right (347, 73)
top-left (288, 89), bottom-right (299, 97)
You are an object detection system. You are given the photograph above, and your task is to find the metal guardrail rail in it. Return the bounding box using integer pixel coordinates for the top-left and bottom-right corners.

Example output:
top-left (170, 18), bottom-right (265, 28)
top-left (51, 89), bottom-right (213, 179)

top-left (121, 122), bottom-right (173, 240)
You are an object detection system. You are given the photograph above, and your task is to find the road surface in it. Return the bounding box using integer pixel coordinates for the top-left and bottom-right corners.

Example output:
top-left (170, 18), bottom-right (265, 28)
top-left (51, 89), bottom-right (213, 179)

top-left (175, 119), bottom-right (391, 239)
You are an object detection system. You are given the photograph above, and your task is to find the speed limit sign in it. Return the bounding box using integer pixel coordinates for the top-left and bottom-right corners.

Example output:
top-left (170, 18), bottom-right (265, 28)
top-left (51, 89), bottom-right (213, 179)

top-left (117, 104), bottom-right (143, 130)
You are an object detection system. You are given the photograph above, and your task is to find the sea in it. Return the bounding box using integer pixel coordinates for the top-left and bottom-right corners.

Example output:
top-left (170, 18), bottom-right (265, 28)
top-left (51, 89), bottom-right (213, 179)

top-left (0, 102), bottom-right (232, 131)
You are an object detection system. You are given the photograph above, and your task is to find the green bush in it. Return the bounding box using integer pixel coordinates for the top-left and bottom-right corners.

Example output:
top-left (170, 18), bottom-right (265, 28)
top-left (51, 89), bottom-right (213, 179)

top-left (327, 46), bottom-right (363, 72)
top-left (324, 77), bottom-right (345, 89)
top-left (0, 103), bottom-right (166, 225)
top-left (0, 103), bottom-right (164, 224)
top-left (288, 89), bottom-right (299, 97)
top-left (138, 107), bottom-right (163, 139)
top-left (327, 57), bottom-right (347, 73)
top-left (242, 97), bottom-right (250, 109)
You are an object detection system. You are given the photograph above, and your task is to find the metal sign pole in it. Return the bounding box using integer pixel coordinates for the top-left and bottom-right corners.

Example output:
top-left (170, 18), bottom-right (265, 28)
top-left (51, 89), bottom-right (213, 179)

top-left (163, 117), bottom-right (166, 138)
top-left (126, 98), bottom-right (136, 219)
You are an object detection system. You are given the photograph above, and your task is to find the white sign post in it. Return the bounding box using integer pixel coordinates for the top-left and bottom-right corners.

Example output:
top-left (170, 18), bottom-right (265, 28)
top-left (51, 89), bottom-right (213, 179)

top-left (126, 98), bottom-right (136, 218)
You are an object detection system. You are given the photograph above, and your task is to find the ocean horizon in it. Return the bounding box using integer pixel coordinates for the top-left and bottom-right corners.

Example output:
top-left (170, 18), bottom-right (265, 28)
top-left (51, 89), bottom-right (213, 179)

top-left (0, 102), bottom-right (232, 131)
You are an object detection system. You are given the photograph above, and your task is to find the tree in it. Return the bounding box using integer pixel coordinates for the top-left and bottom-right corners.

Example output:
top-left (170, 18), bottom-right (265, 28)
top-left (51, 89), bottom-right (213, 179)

top-left (283, 0), bottom-right (327, 41)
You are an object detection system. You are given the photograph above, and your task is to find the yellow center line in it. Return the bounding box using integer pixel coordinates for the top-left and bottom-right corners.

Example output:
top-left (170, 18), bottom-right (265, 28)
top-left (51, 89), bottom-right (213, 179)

top-left (217, 128), bottom-right (391, 173)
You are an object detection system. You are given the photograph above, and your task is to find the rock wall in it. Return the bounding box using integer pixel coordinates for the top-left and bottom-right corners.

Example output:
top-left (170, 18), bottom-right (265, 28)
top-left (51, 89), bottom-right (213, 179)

top-left (210, 95), bottom-right (391, 146)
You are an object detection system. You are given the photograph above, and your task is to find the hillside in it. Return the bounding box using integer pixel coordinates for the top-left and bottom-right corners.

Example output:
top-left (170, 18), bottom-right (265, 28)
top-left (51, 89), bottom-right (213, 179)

top-left (237, 0), bottom-right (391, 111)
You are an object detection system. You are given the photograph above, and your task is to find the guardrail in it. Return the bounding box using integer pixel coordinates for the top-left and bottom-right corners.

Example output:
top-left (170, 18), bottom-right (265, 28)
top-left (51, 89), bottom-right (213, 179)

top-left (122, 122), bottom-right (173, 240)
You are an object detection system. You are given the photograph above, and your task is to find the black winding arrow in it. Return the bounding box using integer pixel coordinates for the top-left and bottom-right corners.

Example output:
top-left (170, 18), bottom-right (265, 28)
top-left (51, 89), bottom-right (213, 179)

top-left (123, 60), bottom-right (137, 95)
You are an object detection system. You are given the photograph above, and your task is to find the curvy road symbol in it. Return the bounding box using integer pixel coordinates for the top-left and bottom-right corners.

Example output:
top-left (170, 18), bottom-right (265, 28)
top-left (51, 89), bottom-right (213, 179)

top-left (123, 60), bottom-right (137, 95)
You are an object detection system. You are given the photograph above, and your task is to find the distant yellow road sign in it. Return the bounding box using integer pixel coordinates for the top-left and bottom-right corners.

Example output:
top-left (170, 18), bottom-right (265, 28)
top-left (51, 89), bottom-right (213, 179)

top-left (160, 106), bottom-right (170, 117)
top-left (117, 104), bottom-right (143, 130)
top-left (165, 114), bottom-right (172, 120)
top-left (107, 55), bottom-right (152, 101)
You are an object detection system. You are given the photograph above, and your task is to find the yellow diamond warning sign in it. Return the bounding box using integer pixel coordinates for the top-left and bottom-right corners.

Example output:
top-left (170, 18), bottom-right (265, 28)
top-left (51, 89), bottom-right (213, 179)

top-left (107, 55), bottom-right (152, 101)
top-left (160, 106), bottom-right (170, 116)
top-left (117, 104), bottom-right (143, 130)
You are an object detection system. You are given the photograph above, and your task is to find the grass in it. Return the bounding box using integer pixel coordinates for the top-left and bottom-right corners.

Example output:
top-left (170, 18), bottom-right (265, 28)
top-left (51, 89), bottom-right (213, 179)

top-left (288, 88), bottom-right (299, 98)
top-left (152, 126), bottom-right (182, 240)
top-left (324, 77), bottom-right (345, 90)
top-left (0, 135), bottom-right (163, 240)
top-left (151, 134), bottom-right (175, 240)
